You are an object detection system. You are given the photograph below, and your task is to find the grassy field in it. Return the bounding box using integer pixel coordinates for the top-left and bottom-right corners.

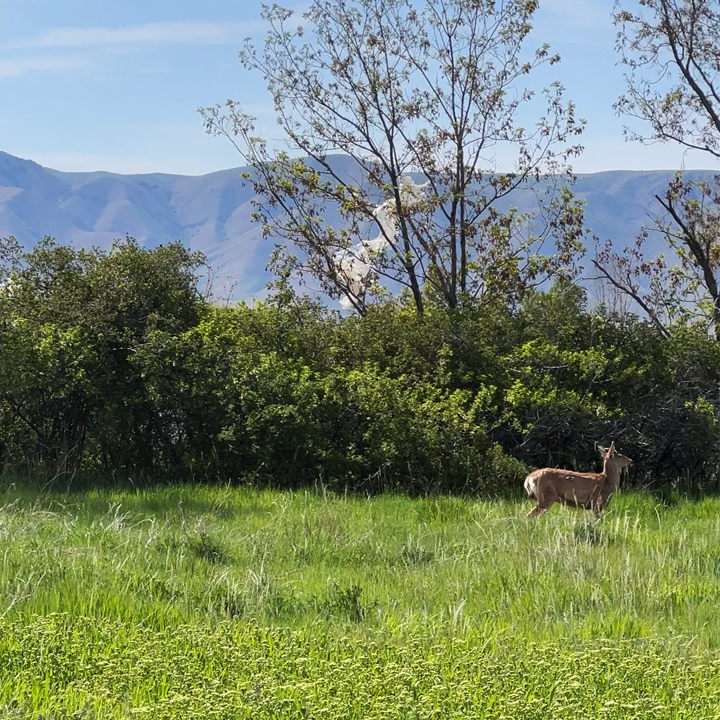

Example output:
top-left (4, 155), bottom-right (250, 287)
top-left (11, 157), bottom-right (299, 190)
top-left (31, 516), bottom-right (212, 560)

top-left (1, 481), bottom-right (720, 717)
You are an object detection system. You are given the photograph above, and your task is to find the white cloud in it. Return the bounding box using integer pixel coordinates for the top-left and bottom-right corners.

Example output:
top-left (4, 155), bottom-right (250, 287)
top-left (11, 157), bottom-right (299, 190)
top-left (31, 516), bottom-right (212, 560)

top-left (0, 55), bottom-right (87, 78)
top-left (16, 21), bottom-right (262, 49)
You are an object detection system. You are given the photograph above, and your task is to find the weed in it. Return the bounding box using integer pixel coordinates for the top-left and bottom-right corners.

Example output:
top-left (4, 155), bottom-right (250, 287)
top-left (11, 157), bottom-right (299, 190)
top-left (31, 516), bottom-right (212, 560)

top-left (314, 582), bottom-right (373, 622)
top-left (399, 535), bottom-right (435, 565)
top-left (185, 530), bottom-right (230, 564)
top-left (573, 520), bottom-right (604, 545)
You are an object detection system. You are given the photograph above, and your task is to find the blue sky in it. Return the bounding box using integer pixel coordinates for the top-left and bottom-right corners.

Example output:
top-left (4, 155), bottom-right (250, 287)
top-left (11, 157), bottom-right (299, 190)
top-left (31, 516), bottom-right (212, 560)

top-left (0, 0), bottom-right (716, 176)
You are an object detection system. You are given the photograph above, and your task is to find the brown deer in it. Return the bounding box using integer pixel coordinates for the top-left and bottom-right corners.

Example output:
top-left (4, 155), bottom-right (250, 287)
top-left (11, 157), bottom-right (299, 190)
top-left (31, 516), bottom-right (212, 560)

top-left (524, 442), bottom-right (633, 518)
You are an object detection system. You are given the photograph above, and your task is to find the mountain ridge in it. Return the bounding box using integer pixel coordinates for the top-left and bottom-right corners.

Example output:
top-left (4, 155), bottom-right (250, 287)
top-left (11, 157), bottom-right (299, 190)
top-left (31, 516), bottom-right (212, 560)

top-left (0, 151), bottom-right (716, 300)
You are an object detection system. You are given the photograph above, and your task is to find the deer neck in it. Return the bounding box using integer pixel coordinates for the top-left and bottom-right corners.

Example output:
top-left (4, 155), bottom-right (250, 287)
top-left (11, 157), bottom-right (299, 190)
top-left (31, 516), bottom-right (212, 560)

top-left (602, 457), bottom-right (622, 488)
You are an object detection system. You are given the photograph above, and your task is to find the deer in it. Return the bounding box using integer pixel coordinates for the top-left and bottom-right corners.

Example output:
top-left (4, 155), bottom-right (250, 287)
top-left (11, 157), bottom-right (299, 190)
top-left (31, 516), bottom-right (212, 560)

top-left (524, 442), bottom-right (633, 518)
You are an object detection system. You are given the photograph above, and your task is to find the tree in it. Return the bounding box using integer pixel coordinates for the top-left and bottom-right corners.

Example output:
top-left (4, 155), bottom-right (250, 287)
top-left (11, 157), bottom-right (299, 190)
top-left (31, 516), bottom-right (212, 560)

top-left (594, 0), bottom-right (720, 336)
top-left (615, 0), bottom-right (720, 158)
top-left (202, 0), bottom-right (586, 315)
top-left (0, 237), bottom-right (207, 471)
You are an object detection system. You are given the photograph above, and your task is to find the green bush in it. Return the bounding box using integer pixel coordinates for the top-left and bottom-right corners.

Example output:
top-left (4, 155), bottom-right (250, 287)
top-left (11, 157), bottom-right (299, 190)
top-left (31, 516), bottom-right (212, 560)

top-left (2, 238), bottom-right (720, 493)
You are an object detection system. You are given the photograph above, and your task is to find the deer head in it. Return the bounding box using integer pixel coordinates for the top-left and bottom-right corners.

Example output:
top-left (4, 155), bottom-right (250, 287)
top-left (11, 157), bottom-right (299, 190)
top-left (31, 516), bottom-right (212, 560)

top-left (601, 442), bottom-right (633, 483)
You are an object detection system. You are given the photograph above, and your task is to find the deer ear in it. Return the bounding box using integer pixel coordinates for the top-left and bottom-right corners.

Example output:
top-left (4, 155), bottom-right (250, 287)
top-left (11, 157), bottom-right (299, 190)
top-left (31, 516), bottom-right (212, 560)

top-left (610, 441), bottom-right (616, 454)
top-left (596, 442), bottom-right (607, 456)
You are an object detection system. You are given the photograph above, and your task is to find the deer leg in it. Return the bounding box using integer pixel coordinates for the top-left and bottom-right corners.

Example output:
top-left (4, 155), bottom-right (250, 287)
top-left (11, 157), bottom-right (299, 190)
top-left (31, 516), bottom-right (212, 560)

top-left (527, 495), bottom-right (555, 518)
top-left (527, 487), bottom-right (555, 518)
top-left (591, 498), bottom-right (608, 519)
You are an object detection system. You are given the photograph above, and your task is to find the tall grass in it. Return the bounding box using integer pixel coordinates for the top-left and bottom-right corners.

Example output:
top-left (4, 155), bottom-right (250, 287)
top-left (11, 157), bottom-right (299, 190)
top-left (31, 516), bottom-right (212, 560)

top-left (2, 481), bottom-right (720, 716)
top-left (0, 482), bottom-right (717, 641)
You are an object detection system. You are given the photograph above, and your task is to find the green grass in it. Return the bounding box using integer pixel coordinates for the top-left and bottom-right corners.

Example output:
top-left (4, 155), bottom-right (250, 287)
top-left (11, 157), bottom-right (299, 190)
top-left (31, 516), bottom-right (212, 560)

top-left (2, 482), bottom-right (720, 716)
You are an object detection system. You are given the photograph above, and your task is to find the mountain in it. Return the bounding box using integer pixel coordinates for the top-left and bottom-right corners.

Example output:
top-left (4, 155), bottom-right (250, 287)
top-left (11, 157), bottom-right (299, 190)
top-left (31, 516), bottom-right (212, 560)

top-left (0, 151), bottom-right (714, 301)
top-left (0, 152), bottom-right (268, 298)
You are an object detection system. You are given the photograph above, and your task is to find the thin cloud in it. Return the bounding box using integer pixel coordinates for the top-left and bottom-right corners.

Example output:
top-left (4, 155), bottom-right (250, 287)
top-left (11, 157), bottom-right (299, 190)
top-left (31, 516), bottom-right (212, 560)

top-left (0, 55), bottom-right (87, 79)
top-left (16, 21), bottom-right (263, 49)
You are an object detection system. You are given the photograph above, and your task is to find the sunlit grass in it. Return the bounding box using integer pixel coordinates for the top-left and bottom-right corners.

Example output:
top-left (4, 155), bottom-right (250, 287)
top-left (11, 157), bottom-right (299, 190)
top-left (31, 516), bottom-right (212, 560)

top-left (0, 483), bottom-right (717, 641)
top-left (2, 480), bottom-right (720, 716)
